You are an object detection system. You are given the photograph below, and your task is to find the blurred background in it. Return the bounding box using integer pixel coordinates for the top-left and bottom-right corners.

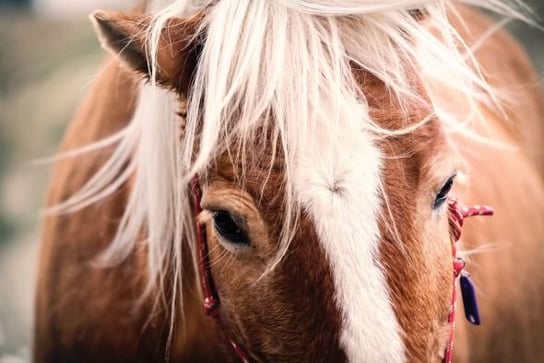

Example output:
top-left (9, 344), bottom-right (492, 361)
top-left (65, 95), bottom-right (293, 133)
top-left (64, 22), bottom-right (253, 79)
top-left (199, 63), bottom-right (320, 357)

top-left (0, 1), bottom-right (542, 362)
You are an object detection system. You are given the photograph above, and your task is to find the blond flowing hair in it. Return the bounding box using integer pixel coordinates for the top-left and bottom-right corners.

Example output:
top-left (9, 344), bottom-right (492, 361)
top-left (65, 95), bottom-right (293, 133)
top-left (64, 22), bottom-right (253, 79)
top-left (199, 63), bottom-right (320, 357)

top-left (52, 0), bottom-right (532, 334)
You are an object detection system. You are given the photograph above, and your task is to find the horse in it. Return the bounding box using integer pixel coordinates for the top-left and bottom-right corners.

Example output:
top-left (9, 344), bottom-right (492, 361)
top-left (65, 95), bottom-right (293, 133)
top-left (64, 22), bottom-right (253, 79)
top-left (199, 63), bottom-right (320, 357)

top-left (34, 0), bottom-right (544, 362)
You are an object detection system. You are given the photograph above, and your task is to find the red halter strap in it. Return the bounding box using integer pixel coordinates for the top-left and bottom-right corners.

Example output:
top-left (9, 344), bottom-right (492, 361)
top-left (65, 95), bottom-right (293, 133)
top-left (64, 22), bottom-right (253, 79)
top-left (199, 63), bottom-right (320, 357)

top-left (192, 176), bottom-right (251, 363)
top-left (443, 197), bottom-right (494, 363)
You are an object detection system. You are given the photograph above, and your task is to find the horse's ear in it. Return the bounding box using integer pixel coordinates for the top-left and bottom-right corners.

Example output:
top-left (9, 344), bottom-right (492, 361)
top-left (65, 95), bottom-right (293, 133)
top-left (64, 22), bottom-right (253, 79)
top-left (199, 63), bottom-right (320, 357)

top-left (90, 10), bottom-right (203, 91)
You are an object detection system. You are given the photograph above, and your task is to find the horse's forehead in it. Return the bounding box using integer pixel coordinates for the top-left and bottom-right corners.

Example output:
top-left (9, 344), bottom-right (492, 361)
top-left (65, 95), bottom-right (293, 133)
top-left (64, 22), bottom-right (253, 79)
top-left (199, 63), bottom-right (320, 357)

top-left (293, 123), bottom-right (406, 361)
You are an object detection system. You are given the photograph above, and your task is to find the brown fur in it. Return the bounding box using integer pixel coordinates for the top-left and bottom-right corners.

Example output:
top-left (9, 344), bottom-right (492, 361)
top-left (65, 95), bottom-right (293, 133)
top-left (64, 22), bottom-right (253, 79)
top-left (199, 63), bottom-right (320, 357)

top-left (362, 72), bottom-right (455, 361)
top-left (199, 151), bottom-right (347, 362)
top-left (35, 5), bottom-right (544, 363)
top-left (34, 61), bottom-right (223, 362)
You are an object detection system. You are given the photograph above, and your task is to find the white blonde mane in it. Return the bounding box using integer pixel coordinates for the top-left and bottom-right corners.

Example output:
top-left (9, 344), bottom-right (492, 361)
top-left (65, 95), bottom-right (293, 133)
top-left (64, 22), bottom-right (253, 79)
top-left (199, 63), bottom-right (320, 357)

top-left (53, 0), bottom-right (530, 327)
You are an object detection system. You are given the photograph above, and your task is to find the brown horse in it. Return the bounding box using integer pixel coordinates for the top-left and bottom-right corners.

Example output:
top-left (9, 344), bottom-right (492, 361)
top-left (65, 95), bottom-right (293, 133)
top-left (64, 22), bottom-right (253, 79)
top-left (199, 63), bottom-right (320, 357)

top-left (34, 0), bottom-right (544, 362)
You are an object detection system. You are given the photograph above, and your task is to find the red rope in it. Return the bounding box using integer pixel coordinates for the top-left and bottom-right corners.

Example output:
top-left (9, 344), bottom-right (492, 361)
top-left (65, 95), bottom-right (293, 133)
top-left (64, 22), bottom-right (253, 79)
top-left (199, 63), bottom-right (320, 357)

top-left (192, 176), bottom-right (219, 315)
top-left (443, 197), bottom-right (493, 363)
top-left (192, 176), bottom-right (252, 362)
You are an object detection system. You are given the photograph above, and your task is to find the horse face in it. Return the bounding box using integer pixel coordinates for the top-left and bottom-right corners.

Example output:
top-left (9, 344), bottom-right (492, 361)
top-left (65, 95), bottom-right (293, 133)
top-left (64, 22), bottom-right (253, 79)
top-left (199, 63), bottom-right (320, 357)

top-left (94, 10), bottom-right (460, 362)
top-left (196, 75), bottom-right (459, 362)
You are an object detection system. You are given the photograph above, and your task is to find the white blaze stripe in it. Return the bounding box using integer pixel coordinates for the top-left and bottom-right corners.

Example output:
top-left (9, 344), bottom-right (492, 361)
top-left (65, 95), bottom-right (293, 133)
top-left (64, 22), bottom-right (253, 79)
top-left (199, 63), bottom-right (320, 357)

top-left (295, 121), bottom-right (405, 362)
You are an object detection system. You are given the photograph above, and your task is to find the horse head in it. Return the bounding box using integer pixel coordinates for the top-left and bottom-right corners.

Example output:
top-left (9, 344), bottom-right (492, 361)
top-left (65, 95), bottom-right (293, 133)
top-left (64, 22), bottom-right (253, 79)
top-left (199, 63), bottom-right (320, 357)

top-left (86, 4), bottom-right (494, 361)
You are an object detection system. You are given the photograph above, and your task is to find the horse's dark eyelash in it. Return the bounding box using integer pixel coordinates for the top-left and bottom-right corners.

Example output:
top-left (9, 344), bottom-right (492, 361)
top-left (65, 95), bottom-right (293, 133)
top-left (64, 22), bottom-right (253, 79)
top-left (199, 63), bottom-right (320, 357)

top-left (433, 175), bottom-right (456, 209)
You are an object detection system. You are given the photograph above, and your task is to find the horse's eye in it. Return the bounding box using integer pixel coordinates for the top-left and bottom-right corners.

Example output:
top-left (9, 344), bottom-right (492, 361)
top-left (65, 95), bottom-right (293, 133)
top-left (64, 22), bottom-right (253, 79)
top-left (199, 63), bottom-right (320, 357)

top-left (433, 176), bottom-right (455, 209)
top-left (212, 211), bottom-right (250, 246)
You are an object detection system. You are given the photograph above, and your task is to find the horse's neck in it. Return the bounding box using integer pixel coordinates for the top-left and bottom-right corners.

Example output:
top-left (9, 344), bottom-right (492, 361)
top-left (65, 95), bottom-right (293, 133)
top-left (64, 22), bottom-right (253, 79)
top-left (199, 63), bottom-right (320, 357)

top-left (36, 58), bottom-right (225, 361)
top-left (36, 60), bottom-right (156, 362)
